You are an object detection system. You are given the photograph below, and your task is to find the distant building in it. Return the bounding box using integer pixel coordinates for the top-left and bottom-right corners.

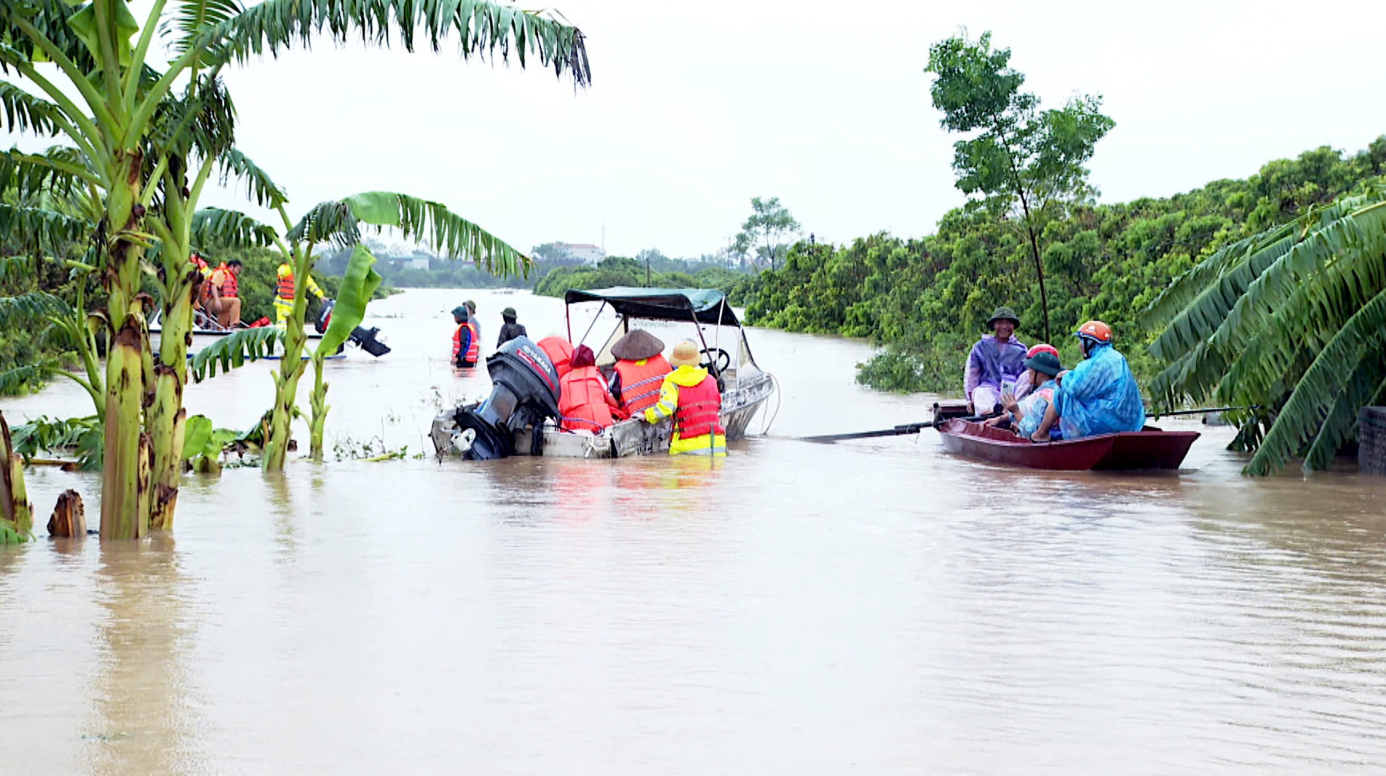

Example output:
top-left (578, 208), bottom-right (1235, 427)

top-left (389, 256), bottom-right (430, 270)
top-left (556, 242), bottom-right (606, 265)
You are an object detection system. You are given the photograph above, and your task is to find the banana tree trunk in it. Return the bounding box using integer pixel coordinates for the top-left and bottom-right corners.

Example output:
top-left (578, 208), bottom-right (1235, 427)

top-left (308, 352), bottom-right (330, 461)
top-left (148, 264), bottom-right (198, 530)
top-left (0, 411), bottom-right (34, 541)
top-left (263, 256), bottom-right (313, 471)
top-left (100, 151), bottom-right (152, 540)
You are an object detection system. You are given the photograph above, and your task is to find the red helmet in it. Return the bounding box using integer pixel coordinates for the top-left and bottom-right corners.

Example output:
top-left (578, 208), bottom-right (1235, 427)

top-left (1075, 320), bottom-right (1113, 343)
top-left (1026, 343), bottom-right (1059, 359)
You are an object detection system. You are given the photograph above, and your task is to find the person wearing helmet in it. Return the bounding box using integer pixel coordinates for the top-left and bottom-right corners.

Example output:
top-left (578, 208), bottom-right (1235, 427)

top-left (964, 306), bottom-right (1028, 414)
top-left (988, 349), bottom-right (1063, 440)
top-left (1028, 320), bottom-right (1145, 441)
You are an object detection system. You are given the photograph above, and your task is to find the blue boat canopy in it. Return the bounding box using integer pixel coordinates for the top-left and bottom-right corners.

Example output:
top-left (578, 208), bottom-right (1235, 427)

top-left (564, 286), bottom-right (740, 326)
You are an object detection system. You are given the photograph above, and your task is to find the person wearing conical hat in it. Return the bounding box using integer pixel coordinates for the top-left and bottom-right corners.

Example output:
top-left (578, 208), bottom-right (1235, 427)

top-left (640, 340), bottom-right (725, 456)
top-left (964, 305), bottom-right (1027, 414)
top-left (610, 329), bottom-right (672, 416)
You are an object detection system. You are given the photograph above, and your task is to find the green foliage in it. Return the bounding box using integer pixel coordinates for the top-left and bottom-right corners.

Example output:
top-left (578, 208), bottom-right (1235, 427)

top-left (188, 326), bottom-right (284, 382)
top-left (1147, 186), bottom-right (1386, 474)
top-left (735, 196), bottom-right (800, 271)
top-left (315, 244), bottom-right (381, 358)
top-left (740, 137), bottom-right (1386, 419)
top-left (181, 413), bottom-right (241, 473)
top-left (9, 415), bottom-right (102, 470)
top-left (533, 255), bottom-right (752, 300)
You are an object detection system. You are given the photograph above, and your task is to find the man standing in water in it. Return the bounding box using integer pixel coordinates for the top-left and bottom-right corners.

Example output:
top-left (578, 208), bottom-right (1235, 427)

top-left (640, 340), bottom-right (725, 456)
top-left (964, 306), bottom-right (1028, 414)
top-left (497, 307), bottom-right (527, 348)
top-left (452, 305), bottom-right (480, 368)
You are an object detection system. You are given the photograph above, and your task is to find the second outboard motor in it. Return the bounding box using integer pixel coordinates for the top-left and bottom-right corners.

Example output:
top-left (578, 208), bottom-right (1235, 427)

top-left (316, 299), bottom-right (392, 357)
top-left (449, 336), bottom-right (561, 460)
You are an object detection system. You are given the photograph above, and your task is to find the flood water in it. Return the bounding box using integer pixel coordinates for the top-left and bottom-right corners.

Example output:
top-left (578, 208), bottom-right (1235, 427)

top-left (3, 288), bottom-right (1385, 774)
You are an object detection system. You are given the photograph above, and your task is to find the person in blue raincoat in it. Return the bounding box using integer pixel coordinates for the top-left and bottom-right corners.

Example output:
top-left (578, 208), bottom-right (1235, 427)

top-left (1029, 320), bottom-right (1145, 442)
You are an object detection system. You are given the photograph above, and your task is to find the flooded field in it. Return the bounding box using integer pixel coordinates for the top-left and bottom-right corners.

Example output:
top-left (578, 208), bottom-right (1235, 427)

top-left (3, 289), bottom-right (1385, 774)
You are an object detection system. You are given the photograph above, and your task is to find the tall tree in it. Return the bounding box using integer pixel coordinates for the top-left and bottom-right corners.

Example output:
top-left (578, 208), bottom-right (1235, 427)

top-left (0, 0), bottom-right (589, 538)
top-left (736, 197), bottom-right (799, 272)
top-left (925, 31), bottom-right (1113, 341)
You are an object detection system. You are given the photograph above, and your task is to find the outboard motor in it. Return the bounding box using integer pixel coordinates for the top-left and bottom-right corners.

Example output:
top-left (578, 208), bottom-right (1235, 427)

top-left (449, 336), bottom-right (561, 460)
top-left (315, 299), bottom-right (391, 357)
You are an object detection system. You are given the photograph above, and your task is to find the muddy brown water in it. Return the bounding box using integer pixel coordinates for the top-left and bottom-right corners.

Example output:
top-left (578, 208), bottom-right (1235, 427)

top-left (3, 288), bottom-right (1385, 774)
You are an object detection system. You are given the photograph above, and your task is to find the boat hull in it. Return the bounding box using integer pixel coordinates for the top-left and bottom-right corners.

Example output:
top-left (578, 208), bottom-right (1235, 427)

top-left (937, 419), bottom-right (1199, 471)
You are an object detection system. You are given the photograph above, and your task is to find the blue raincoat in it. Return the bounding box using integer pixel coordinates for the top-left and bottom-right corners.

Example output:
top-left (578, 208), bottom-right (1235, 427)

top-left (1054, 345), bottom-right (1145, 438)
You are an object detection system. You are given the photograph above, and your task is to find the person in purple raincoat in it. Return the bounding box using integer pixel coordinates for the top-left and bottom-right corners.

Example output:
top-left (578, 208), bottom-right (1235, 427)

top-left (964, 306), bottom-right (1029, 415)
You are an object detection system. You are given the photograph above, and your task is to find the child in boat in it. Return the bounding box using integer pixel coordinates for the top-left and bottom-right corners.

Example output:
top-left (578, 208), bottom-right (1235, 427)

top-left (986, 349), bottom-right (1063, 440)
top-left (1029, 320), bottom-right (1146, 441)
top-left (558, 345), bottom-right (626, 432)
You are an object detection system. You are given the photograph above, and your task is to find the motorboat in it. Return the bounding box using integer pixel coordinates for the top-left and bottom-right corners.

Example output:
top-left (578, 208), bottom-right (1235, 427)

top-left (430, 287), bottom-right (778, 460)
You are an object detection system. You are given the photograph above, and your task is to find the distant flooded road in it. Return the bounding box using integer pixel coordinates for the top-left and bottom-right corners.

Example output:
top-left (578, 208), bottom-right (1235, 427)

top-left (3, 289), bottom-right (1385, 774)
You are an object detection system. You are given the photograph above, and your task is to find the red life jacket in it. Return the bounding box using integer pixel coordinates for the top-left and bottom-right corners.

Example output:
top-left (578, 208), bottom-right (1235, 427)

top-left (673, 374), bottom-right (724, 439)
top-left (558, 366), bottom-right (615, 432)
top-left (537, 337), bottom-right (574, 378)
top-left (215, 263), bottom-right (238, 297)
top-left (276, 269), bottom-right (295, 300)
top-left (615, 355), bottom-right (672, 415)
top-left (452, 321), bottom-right (480, 364)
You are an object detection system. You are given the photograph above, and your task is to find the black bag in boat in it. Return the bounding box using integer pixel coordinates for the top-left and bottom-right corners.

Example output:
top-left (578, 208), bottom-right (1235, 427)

top-left (450, 336), bottom-right (561, 460)
top-left (315, 299), bottom-right (391, 357)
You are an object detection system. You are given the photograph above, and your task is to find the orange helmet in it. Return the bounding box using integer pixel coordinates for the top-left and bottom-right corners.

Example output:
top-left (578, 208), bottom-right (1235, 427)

top-left (1026, 343), bottom-right (1059, 359)
top-left (1075, 320), bottom-right (1113, 344)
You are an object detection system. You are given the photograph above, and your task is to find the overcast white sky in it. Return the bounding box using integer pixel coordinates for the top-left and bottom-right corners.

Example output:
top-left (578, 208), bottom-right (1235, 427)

top-left (8, 0), bottom-right (1386, 258)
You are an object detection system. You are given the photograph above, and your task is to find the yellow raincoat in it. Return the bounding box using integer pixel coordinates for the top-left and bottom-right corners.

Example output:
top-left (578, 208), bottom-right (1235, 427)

top-left (643, 365), bottom-right (727, 456)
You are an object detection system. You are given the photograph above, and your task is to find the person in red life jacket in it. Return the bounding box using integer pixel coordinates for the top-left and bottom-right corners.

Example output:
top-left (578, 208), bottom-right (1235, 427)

top-left (558, 345), bottom-right (626, 432)
top-left (451, 305), bottom-right (480, 368)
top-left (189, 253), bottom-right (221, 319)
top-left (640, 340), bottom-right (725, 456)
top-left (537, 336), bottom-right (574, 379)
top-left (210, 259), bottom-right (243, 329)
top-left (610, 329), bottom-right (672, 416)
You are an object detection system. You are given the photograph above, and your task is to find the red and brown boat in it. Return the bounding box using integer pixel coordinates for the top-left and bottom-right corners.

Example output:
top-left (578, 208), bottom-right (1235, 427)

top-left (936, 419), bottom-right (1200, 471)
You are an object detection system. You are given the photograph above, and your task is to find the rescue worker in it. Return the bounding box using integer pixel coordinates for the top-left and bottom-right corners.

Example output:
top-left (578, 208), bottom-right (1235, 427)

top-left (275, 261), bottom-right (325, 326)
top-left (497, 307), bottom-right (527, 348)
top-left (987, 349), bottom-right (1062, 440)
top-left (641, 340), bottom-right (726, 457)
top-left (451, 305), bottom-right (480, 368)
top-left (964, 306), bottom-right (1028, 414)
top-left (1030, 321), bottom-right (1145, 441)
top-left (558, 345), bottom-right (626, 432)
top-left (537, 336), bottom-right (574, 378)
top-left (610, 329), bottom-right (672, 415)
top-left (210, 259), bottom-right (243, 329)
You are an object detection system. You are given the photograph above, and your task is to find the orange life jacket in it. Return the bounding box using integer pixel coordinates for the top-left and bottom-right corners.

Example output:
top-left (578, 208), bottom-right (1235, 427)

top-left (615, 354), bottom-right (672, 415)
top-left (214, 263), bottom-right (238, 298)
top-left (537, 336), bottom-right (574, 378)
top-left (452, 321), bottom-right (480, 365)
top-left (673, 373), bottom-right (724, 440)
top-left (558, 366), bottom-right (616, 432)
top-left (276, 269), bottom-right (295, 300)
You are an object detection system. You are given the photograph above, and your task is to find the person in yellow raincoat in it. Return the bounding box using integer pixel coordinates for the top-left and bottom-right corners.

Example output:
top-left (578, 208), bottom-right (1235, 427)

top-left (274, 262), bottom-right (325, 325)
top-left (640, 340), bottom-right (726, 456)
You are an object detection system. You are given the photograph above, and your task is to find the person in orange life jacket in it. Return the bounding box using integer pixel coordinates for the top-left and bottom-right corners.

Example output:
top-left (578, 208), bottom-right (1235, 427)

top-left (985, 348), bottom-right (1062, 440)
top-left (537, 336), bottom-right (574, 378)
top-left (451, 305), bottom-right (480, 368)
top-left (609, 329), bottom-right (672, 416)
top-left (558, 345), bottom-right (627, 432)
top-left (640, 340), bottom-right (726, 457)
top-left (189, 253), bottom-right (222, 318)
top-left (209, 259), bottom-right (243, 329)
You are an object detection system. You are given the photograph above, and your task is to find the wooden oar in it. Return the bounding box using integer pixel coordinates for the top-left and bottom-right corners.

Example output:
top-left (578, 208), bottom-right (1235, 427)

top-left (800, 412), bottom-right (998, 444)
top-left (1148, 405), bottom-right (1254, 419)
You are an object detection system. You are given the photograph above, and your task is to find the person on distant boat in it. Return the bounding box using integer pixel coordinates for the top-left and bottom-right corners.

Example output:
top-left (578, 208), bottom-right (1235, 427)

top-left (537, 335), bottom-right (574, 378)
top-left (497, 307), bottom-right (528, 348)
top-left (641, 340), bottom-right (725, 456)
top-left (558, 345), bottom-right (626, 432)
top-left (211, 259), bottom-right (243, 329)
top-left (610, 329), bottom-right (672, 415)
top-left (190, 252), bottom-right (221, 320)
top-left (1029, 320), bottom-right (1145, 442)
top-left (451, 305), bottom-right (480, 368)
top-left (274, 261), bottom-right (325, 326)
top-left (965, 306), bottom-right (1028, 414)
top-left (986, 349), bottom-right (1062, 440)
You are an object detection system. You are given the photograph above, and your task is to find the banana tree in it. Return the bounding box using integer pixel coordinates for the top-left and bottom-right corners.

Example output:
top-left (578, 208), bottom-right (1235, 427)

top-left (0, 0), bottom-right (589, 538)
top-left (1145, 183), bottom-right (1386, 474)
top-left (191, 191), bottom-right (529, 468)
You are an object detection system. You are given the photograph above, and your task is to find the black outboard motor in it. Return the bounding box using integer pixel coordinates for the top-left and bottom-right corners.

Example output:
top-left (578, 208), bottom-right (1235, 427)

top-left (315, 299), bottom-right (391, 357)
top-left (450, 336), bottom-right (561, 460)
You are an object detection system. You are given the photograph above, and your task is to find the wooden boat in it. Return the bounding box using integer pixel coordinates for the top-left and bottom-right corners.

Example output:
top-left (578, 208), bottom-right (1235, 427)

top-left (936, 419), bottom-right (1200, 471)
